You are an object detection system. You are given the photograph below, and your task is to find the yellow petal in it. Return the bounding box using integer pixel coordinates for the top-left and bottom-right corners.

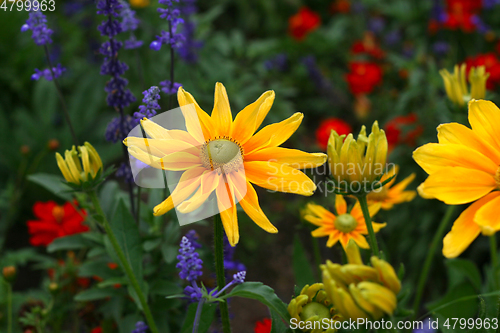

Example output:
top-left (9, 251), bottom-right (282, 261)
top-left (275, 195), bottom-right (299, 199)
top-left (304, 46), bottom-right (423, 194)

top-left (349, 284), bottom-right (384, 319)
top-left (357, 282), bottom-right (396, 316)
top-left (413, 143), bottom-right (498, 175)
top-left (420, 167), bottom-right (496, 205)
top-left (228, 172), bottom-right (278, 233)
top-left (468, 99), bottom-right (500, 153)
top-left (244, 161), bottom-right (316, 196)
top-left (231, 90), bottom-right (275, 145)
top-left (305, 203), bottom-right (336, 220)
top-left (345, 239), bottom-right (363, 265)
top-left (56, 152), bottom-right (77, 184)
top-left (177, 86), bottom-right (213, 143)
top-left (349, 232), bottom-right (370, 249)
top-left (211, 82), bottom-right (232, 136)
top-left (177, 171), bottom-right (219, 214)
top-left (370, 256), bottom-right (401, 294)
top-left (216, 181), bottom-right (239, 246)
top-left (243, 112), bottom-right (303, 154)
top-left (125, 137), bottom-right (200, 157)
top-left (245, 147), bottom-right (327, 169)
top-left (437, 122), bottom-right (500, 165)
top-left (474, 192), bottom-right (500, 234)
top-left (335, 195), bottom-right (347, 215)
top-left (139, 118), bottom-right (170, 140)
top-left (441, 194), bottom-right (498, 258)
top-left (158, 152), bottom-right (202, 171)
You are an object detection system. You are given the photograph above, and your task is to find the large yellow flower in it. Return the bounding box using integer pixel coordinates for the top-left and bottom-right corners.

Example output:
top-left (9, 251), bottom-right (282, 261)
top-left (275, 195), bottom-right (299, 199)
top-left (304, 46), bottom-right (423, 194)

top-left (413, 99), bottom-right (500, 258)
top-left (124, 83), bottom-right (327, 246)
top-left (303, 195), bottom-right (385, 250)
top-left (366, 165), bottom-right (416, 210)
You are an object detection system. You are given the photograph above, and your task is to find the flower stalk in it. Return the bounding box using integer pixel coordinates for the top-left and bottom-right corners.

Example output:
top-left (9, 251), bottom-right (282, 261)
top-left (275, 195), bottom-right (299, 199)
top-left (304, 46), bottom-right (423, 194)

top-left (214, 214), bottom-right (232, 333)
top-left (490, 235), bottom-right (498, 290)
top-left (357, 195), bottom-right (380, 257)
top-left (88, 191), bottom-right (159, 333)
top-left (412, 205), bottom-right (456, 320)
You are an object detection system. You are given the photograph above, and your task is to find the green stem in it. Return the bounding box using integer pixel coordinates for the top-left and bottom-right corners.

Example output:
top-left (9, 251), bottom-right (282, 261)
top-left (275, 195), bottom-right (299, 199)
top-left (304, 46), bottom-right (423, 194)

top-left (311, 236), bottom-right (322, 280)
top-left (412, 205), bottom-right (456, 320)
top-left (490, 235), bottom-right (498, 290)
top-left (7, 282), bottom-right (12, 333)
top-left (88, 191), bottom-right (159, 333)
top-left (357, 195), bottom-right (380, 257)
top-left (214, 214), bottom-right (231, 333)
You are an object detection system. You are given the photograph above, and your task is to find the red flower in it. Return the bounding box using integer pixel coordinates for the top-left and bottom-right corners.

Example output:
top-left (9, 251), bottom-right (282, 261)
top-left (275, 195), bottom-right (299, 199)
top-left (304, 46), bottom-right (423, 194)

top-left (315, 118), bottom-right (352, 150)
top-left (27, 201), bottom-right (88, 247)
top-left (442, 0), bottom-right (482, 32)
top-left (351, 32), bottom-right (385, 59)
top-left (330, 0), bottom-right (350, 13)
top-left (289, 7), bottom-right (321, 41)
top-left (465, 53), bottom-right (500, 89)
top-left (254, 318), bottom-right (272, 333)
top-left (345, 62), bottom-right (383, 95)
top-left (385, 113), bottom-right (423, 152)
top-left (90, 327), bottom-right (102, 333)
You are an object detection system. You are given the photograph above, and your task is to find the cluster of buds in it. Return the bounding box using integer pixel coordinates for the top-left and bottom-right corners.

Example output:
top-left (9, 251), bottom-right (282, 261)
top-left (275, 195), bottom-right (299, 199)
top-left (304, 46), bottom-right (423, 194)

top-left (288, 283), bottom-right (342, 332)
top-left (55, 142), bottom-right (107, 191)
top-left (440, 64), bottom-right (489, 107)
top-left (321, 240), bottom-right (400, 320)
top-left (327, 122), bottom-right (388, 195)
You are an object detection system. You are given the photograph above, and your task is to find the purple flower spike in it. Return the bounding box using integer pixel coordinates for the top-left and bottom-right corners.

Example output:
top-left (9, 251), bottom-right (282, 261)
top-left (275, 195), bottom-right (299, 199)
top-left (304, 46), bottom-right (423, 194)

top-left (233, 271), bottom-right (246, 284)
top-left (159, 80), bottom-right (181, 95)
top-left (132, 86), bottom-right (161, 126)
top-left (176, 236), bottom-right (203, 282)
top-left (31, 64), bottom-right (66, 81)
top-left (22, 11), bottom-right (53, 46)
top-left (132, 321), bottom-right (149, 333)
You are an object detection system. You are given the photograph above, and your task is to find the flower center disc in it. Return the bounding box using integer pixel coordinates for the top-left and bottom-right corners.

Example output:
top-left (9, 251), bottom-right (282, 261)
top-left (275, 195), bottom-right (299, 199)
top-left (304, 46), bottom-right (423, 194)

top-left (201, 138), bottom-right (243, 174)
top-left (334, 214), bottom-right (358, 233)
top-left (299, 302), bottom-right (331, 321)
top-left (52, 206), bottom-right (65, 223)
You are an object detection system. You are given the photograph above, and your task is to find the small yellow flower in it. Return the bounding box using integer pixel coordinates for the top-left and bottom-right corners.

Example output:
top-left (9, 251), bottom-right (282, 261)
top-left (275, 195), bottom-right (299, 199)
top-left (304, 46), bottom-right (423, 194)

top-left (413, 99), bottom-right (500, 258)
top-left (327, 122), bottom-right (388, 194)
top-left (288, 283), bottom-right (341, 333)
top-left (440, 64), bottom-right (489, 107)
top-left (129, 0), bottom-right (149, 8)
top-left (321, 241), bottom-right (400, 320)
top-left (303, 195), bottom-right (385, 250)
top-left (55, 142), bottom-right (103, 185)
top-left (366, 165), bottom-right (416, 210)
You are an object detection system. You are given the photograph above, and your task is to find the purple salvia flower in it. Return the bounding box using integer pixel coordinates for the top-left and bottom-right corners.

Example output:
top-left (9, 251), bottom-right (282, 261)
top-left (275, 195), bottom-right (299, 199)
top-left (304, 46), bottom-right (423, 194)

top-left (21, 10), bottom-right (53, 46)
top-left (213, 271), bottom-right (246, 298)
top-left (483, 0), bottom-right (500, 8)
top-left (264, 53), bottom-right (288, 72)
top-left (159, 80), bottom-right (181, 95)
top-left (150, 0), bottom-right (185, 50)
top-left (132, 321), bottom-right (149, 333)
top-left (367, 17), bottom-right (385, 34)
top-left (184, 284), bottom-right (203, 300)
top-left (120, 0), bottom-right (143, 50)
top-left (31, 64), bottom-right (66, 81)
top-left (97, 0), bottom-right (136, 111)
top-left (177, 21), bottom-right (203, 63)
top-left (116, 162), bottom-right (134, 184)
top-left (433, 41), bottom-right (450, 55)
top-left (105, 115), bottom-right (135, 143)
top-left (133, 86), bottom-right (161, 126)
top-left (185, 230), bottom-right (202, 249)
top-left (384, 30), bottom-right (401, 46)
top-left (176, 236), bottom-right (203, 282)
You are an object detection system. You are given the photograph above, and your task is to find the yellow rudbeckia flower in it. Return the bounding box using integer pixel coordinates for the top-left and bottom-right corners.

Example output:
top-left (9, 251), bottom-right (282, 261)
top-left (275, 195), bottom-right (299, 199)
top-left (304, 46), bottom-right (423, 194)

top-left (413, 99), bottom-right (500, 258)
top-left (55, 142), bottom-right (103, 186)
top-left (303, 195), bottom-right (385, 250)
top-left (440, 64), bottom-right (489, 107)
top-left (327, 122), bottom-right (388, 195)
top-left (288, 283), bottom-right (341, 333)
top-left (366, 165), bottom-right (416, 210)
top-left (321, 240), bottom-right (400, 320)
top-left (129, 0), bottom-right (149, 8)
top-left (124, 83), bottom-right (327, 246)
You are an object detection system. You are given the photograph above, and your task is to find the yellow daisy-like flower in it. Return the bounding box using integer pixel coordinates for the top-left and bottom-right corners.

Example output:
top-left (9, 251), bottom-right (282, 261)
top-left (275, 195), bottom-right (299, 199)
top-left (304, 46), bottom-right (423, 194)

top-left (55, 142), bottom-right (103, 186)
top-left (303, 195), bottom-right (385, 250)
top-left (366, 165), bottom-right (416, 210)
top-left (413, 99), bottom-right (500, 258)
top-left (288, 283), bottom-right (341, 333)
top-left (321, 240), bottom-right (400, 321)
top-left (124, 83), bottom-right (327, 246)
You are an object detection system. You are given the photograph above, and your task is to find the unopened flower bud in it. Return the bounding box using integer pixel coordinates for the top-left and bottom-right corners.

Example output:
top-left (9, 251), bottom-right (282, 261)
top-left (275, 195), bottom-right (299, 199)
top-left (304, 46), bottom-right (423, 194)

top-left (2, 266), bottom-right (16, 283)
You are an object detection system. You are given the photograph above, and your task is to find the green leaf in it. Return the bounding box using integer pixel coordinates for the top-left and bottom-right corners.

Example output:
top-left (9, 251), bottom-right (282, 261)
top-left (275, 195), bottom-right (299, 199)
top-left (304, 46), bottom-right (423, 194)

top-left (292, 236), bottom-right (315, 288)
top-left (47, 234), bottom-right (91, 253)
top-left (74, 287), bottom-right (123, 301)
top-left (97, 277), bottom-right (128, 288)
top-left (180, 302), bottom-right (217, 333)
top-left (27, 173), bottom-right (73, 201)
top-left (223, 282), bottom-right (291, 323)
top-left (161, 243), bottom-right (178, 264)
top-left (111, 199), bottom-right (148, 308)
top-left (271, 309), bottom-right (292, 333)
top-left (445, 259), bottom-right (482, 291)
